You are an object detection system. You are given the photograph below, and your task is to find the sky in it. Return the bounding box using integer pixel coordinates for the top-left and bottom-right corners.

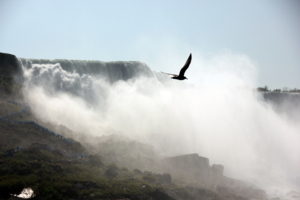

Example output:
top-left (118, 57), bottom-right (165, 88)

top-left (1, 0), bottom-right (299, 89)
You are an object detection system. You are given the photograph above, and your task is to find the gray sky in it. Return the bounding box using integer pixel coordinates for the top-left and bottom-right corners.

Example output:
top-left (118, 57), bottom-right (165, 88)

top-left (1, 0), bottom-right (299, 89)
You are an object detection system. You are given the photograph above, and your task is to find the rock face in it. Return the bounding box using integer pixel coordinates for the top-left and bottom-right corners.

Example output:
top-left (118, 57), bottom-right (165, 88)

top-left (211, 164), bottom-right (224, 188)
top-left (0, 52), bottom-right (22, 95)
top-left (152, 189), bottom-right (176, 200)
top-left (162, 153), bottom-right (211, 185)
top-left (262, 92), bottom-right (300, 121)
top-left (217, 176), bottom-right (267, 199)
top-left (104, 165), bottom-right (119, 179)
top-left (0, 53), bottom-right (20, 73)
top-left (162, 153), bottom-right (266, 199)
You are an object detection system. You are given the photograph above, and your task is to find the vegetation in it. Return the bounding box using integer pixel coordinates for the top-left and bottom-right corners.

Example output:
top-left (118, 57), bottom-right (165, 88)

top-left (0, 146), bottom-right (228, 200)
top-left (257, 86), bottom-right (300, 93)
top-left (0, 151), bottom-right (156, 199)
top-left (1, 97), bottom-right (230, 200)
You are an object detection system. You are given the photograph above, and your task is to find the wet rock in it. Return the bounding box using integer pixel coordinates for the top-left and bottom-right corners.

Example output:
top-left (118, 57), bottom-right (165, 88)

top-left (211, 164), bottom-right (224, 188)
top-left (143, 175), bottom-right (156, 183)
top-left (0, 53), bottom-right (20, 73)
top-left (134, 168), bottom-right (142, 174)
top-left (159, 173), bottom-right (172, 184)
top-left (88, 154), bottom-right (103, 167)
top-left (112, 184), bottom-right (128, 191)
top-left (0, 52), bottom-right (22, 95)
top-left (216, 183), bottom-right (266, 199)
top-left (26, 143), bottom-right (50, 154)
top-left (211, 164), bottom-right (224, 177)
top-left (151, 189), bottom-right (176, 200)
top-left (187, 187), bottom-right (224, 200)
top-left (52, 149), bottom-right (63, 156)
top-left (105, 165), bottom-right (119, 179)
top-left (74, 181), bottom-right (98, 189)
top-left (143, 170), bottom-right (153, 175)
top-left (175, 189), bottom-right (195, 200)
top-left (162, 153), bottom-right (210, 181)
top-left (217, 185), bottom-right (231, 195)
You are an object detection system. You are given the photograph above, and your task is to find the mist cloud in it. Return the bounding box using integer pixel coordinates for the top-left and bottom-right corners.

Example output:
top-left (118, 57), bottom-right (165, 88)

top-left (21, 51), bottom-right (300, 193)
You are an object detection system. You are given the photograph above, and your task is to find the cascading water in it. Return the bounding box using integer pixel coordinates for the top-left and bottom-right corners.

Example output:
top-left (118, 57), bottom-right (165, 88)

top-left (18, 54), bottom-right (300, 198)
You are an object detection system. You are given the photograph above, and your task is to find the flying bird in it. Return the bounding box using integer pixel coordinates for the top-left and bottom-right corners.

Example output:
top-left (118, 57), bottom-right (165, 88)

top-left (161, 53), bottom-right (192, 80)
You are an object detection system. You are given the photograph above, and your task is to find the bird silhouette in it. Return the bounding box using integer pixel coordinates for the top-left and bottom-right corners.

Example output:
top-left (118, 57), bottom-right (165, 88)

top-left (161, 53), bottom-right (192, 80)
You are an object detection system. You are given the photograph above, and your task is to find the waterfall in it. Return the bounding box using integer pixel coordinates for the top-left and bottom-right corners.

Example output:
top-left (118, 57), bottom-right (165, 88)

top-left (17, 55), bottom-right (300, 197)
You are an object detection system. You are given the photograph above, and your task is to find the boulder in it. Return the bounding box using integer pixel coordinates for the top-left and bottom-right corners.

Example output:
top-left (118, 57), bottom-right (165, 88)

top-left (211, 164), bottom-right (224, 177)
top-left (162, 153), bottom-right (210, 182)
top-left (159, 173), bottom-right (172, 184)
top-left (104, 165), bottom-right (119, 179)
top-left (210, 164), bottom-right (224, 188)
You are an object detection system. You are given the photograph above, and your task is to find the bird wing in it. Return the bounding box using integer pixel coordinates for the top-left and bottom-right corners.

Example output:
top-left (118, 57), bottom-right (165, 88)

top-left (179, 53), bottom-right (192, 77)
top-left (161, 72), bottom-right (178, 77)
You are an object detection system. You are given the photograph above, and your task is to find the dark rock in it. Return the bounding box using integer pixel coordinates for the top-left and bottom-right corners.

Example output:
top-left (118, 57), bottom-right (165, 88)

top-left (143, 170), bottom-right (153, 175)
top-left (52, 149), bottom-right (63, 157)
top-left (88, 154), bottom-right (103, 167)
top-left (211, 164), bottom-right (224, 177)
top-left (187, 187), bottom-right (223, 200)
top-left (161, 153), bottom-right (266, 199)
top-left (28, 143), bottom-right (49, 151)
top-left (151, 189), bottom-right (176, 200)
top-left (159, 173), bottom-right (172, 184)
top-left (0, 52), bottom-right (22, 96)
top-left (172, 188), bottom-right (196, 200)
top-left (142, 175), bottom-right (156, 183)
top-left (211, 164), bottom-right (224, 188)
top-left (134, 168), bottom-right (142, 174)
top-left (104, 165), bottom-right (119, 179)
top-left (0, 53), bottom-right (20, 73)
top-left (216, 185), bottom-right (230, 194)
top-left (216, 178), bottom-right (267, 199)
top-left (112, 183), bottom-right (129, 191)
top-left (74, 181), bottom-right (98, 189)
top-left (162, 153), bottom-right (210, 182)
